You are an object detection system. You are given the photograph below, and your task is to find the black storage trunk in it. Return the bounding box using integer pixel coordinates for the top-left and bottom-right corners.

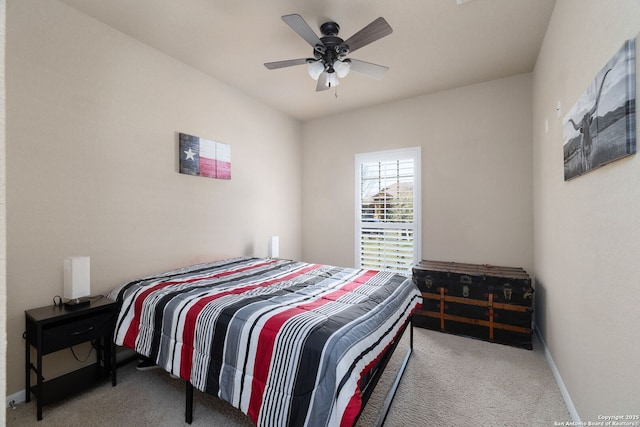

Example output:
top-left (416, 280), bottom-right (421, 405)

top-left (412, 260), bottom-right (534, 349)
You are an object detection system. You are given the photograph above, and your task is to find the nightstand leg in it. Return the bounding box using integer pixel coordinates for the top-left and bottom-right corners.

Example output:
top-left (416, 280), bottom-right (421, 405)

top-left (96, 338), bottom-right (103, 372)
top-left (25, 318), bottom-right (30, 403)
top-left (36, 325), bottom-right (43, 421)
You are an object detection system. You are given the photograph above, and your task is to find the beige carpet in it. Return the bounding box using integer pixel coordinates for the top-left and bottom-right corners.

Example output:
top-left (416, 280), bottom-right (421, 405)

top-left (7, 328), bottom-right (570, 427)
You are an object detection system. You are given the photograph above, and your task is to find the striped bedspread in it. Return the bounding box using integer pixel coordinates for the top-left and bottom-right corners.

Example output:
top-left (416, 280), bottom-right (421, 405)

top-left (109, 257), bottom-right (421, 427)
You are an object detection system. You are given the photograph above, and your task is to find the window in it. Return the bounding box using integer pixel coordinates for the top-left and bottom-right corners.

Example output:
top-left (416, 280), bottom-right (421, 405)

top-left (355, 148), bottom-right (421, 275)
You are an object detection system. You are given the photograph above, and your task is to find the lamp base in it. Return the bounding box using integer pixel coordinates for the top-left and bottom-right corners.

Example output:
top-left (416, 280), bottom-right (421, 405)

top-left (63, 297), bottom-right (91, 311)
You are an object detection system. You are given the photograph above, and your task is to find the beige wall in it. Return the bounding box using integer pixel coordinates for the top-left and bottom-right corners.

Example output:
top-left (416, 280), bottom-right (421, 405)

top-left (302, 74), bottom-right (534, 274)
top-left (5, 0), bottom-right (301, 395)
top-left (1, 0), bottom-right (7, 423)
top-left (532, 0), bottom-right (640, 420)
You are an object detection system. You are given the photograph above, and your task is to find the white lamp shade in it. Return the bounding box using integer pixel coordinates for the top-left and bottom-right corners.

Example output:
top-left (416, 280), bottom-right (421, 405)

top-left (268, 236), bottom-right (280, 258)
top-left (334, 60), bottom-right (351, 78)
top-left (307, 61), bottom-right (324, 80)
top-left (64, 256), bottom-right (91, 300)
top-left (326, 72), bottom-right (339, 87)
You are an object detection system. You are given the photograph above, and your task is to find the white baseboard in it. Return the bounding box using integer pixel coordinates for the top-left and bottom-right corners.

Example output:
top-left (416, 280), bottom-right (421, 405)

top-left (535, 326), bottom-right (581, 422)
top-left (6, 389), bottom-right (26, 408)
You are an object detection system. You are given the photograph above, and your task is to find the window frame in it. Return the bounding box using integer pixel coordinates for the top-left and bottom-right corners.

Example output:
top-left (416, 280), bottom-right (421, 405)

top-left (354, 147), bottom-right (422, 275)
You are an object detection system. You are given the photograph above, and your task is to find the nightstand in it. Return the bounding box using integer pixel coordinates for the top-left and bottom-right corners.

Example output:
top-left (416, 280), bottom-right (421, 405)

top-left (24, 297), bottom-right (118, 420)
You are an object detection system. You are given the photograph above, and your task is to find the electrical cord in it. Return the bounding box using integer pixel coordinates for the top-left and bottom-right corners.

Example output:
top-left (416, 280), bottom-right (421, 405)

top-left (70, 341), bottom-right (95, 363)
top-left (52, 294), bottom-right (105, 307)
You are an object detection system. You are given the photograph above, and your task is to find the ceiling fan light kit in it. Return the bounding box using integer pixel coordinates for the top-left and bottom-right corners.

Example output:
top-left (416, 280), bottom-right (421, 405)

top-left (307, 60), bottom-right (325, 80)
top-left (326, 72), bottom-right (339, 88)
top-left (264, 14), bottom-right (392, 92)
top-left (334, 60), bottom-right (351, 78)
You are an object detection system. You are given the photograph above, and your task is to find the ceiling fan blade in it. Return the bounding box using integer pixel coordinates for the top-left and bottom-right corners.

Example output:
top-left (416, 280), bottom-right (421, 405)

top-left (264, 58), bottom-right (309, 70)
top-left (349, 59), bottom-right (389, 79)
top-left (316, 73), bottom-right (330, 91)
top-left (343, 17), bottom-right (393, 53)
top-left (282, 14), bottom-right (323, 48)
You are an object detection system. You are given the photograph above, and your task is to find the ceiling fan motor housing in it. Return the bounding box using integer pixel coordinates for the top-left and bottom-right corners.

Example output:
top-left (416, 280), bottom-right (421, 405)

top-left (314, 21), bottom-right (350, 72)
top-left (320, 21), bottom-right (340, 36)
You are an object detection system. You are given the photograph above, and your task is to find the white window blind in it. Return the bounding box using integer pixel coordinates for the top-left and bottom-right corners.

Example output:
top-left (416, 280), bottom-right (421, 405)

top-left (355, 148), bottom-right (421, 275)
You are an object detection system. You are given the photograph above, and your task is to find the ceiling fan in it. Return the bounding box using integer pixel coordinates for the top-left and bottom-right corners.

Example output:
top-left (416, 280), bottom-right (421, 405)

top-left (264, 14), bottom-right (393, 91)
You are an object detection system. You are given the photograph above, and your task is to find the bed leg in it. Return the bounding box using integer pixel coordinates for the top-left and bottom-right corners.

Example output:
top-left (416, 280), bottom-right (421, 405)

top-left (374, 317), bottom-right (414, 427)
top-left (185, 382), bottom-right (193, 424)
top-left (375, 346), bottom-right (412, 427)
top-left (410, 316), bottom-right (414, 350)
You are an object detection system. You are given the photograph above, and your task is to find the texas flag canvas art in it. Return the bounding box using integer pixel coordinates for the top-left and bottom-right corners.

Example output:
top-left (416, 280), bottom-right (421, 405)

top-left (179, 132), bottom-right (231, 180)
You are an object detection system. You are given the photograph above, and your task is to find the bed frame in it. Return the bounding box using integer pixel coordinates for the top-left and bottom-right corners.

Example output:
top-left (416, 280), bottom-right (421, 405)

top-left (184, 316), bottom-right (414, 427)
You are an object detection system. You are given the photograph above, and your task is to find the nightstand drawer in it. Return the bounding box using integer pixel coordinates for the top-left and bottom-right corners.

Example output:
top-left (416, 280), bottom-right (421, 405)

top-left (39, 312), bottom-right (113, 354)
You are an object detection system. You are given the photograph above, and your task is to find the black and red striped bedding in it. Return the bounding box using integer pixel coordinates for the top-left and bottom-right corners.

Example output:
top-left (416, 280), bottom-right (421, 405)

top-left (108, 257), bottom-right (421, 427)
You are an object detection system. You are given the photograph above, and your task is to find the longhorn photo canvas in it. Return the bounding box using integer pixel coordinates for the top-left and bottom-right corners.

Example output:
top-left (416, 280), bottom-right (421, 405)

top-left (179, 132), bottom-right (231, 180)
top-left (563, 38), bottom-right (636, 181)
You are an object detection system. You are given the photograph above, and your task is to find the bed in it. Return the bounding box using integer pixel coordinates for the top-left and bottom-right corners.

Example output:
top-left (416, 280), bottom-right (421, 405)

top-left (108, 257), bottom-right (421, 427)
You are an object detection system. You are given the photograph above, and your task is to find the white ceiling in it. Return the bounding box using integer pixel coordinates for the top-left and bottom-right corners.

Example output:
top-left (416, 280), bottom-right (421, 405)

top-left (58, 0), bottom-right (557, 121)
